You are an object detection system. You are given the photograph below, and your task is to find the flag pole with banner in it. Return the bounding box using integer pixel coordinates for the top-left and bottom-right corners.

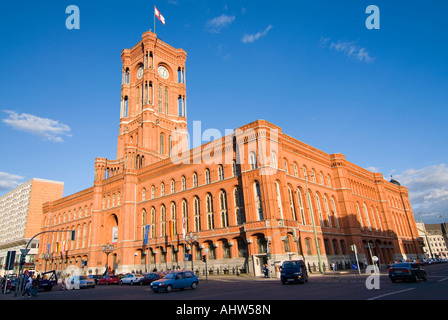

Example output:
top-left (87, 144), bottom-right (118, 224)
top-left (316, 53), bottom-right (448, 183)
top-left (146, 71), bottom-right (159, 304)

top-left (154, 6), bottom-right (165, 34)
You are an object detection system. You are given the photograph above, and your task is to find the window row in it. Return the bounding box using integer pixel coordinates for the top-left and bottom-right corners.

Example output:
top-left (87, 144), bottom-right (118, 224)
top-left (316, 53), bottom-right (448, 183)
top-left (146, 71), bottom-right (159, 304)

top-left (139, 187), bottom-right (246, 239)
top-left (141, 162), bottom-right (239, 200)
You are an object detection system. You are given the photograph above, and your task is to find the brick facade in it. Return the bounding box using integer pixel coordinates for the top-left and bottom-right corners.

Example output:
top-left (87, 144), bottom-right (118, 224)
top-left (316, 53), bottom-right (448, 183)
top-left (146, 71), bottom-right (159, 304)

top-left (36, 31), bottom-right (423, 277)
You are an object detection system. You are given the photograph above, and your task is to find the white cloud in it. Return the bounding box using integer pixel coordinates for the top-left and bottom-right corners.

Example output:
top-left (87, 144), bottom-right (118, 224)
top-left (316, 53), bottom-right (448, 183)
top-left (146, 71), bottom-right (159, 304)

top-left (0, 172), bottom-right (25, 192)
top-left (394, 164), bottom-right (448, 222)
top-left (206, 14), bottom-right (235, 33)
top-left (241, 25), bottom-right (273, 44)
top-left (320, 37), bottom-right (374, 63)
top-left (2, 110), bottom-right (72, 142)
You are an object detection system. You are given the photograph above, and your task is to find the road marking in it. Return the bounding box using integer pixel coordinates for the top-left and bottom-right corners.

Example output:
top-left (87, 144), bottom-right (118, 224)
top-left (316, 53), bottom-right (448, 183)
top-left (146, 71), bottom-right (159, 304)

top-left (367, 288), bottom-right (416, 300)
top-left (437, 277), bottom-right (448, 282)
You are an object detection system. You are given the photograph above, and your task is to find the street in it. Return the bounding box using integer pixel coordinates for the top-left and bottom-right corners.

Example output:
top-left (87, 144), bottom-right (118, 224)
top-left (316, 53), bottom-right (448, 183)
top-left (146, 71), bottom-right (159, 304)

top-left (1, 263), bottom-right (447, 317)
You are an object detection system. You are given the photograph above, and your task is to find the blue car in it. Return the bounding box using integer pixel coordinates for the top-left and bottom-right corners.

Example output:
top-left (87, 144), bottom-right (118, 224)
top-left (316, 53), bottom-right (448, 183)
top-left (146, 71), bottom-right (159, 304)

top-left (150, 271), bottom-right (199, 293)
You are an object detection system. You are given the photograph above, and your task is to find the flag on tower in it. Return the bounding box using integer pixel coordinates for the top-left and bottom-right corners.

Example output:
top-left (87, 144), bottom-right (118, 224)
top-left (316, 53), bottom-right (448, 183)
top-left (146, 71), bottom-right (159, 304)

top-left (155, 6), bottom-right (165, 25)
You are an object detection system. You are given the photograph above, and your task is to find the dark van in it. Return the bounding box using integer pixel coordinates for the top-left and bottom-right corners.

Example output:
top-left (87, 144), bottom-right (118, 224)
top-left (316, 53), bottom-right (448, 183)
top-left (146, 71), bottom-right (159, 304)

top-left (280, 260), bottom-right (308, 284)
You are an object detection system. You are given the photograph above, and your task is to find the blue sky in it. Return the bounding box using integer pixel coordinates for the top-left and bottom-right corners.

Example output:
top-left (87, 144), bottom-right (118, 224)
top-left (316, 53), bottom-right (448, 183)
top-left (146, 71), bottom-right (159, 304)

top-left (0, 1), bottom-right (447, 223)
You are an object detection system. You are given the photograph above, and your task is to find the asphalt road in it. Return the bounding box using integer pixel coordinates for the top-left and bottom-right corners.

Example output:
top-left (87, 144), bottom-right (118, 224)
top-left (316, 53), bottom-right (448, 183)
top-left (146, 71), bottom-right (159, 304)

top-left (2, 263), bottom-right (446, 317)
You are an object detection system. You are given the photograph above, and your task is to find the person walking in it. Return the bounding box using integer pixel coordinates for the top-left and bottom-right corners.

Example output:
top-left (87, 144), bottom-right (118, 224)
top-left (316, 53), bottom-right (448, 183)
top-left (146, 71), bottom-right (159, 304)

top-left (30, 275), bottom-right (40, 297)
top-left (22, 275), bottom-right (32, 297)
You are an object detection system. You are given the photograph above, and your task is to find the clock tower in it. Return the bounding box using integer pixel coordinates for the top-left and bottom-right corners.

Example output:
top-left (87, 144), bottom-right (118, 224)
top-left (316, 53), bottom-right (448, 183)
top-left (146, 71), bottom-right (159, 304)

top-left (117, 31), bottom-right (188, 167)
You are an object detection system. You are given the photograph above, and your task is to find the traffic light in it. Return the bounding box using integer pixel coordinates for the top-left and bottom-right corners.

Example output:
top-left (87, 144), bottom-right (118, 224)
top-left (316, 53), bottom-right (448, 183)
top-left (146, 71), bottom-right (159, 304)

top-left (201, 255), bottom-right (206, 263)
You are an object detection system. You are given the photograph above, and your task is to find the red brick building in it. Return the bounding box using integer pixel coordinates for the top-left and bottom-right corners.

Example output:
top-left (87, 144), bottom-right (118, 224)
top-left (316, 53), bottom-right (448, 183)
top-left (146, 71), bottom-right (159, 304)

top-left (37, 31), bottom-right (423, 277)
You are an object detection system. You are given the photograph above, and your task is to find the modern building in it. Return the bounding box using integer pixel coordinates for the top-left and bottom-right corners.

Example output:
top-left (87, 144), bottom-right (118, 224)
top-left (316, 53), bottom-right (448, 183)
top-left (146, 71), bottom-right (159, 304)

top-left (36, 30), bottom-right (423, 277)
top-left (0, 178), bottom-right (64, 275)
top-left (416, 222), bottom-right (448, 259)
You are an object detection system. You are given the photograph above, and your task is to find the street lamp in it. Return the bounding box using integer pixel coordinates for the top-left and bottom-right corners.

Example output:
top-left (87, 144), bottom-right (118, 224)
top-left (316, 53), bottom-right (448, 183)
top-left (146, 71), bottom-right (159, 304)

top-left (102, 243), bottom-right (114, 275)
top-left (184, 232), bottom-right (198, 271)
top-left (304, 174), bottom-right (324, 274)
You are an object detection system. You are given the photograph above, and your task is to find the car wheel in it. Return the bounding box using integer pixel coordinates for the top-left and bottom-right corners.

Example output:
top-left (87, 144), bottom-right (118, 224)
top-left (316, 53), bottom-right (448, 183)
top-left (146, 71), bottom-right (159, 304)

top-left (414, 275), bottom-right (419, 282)
top-left (120, 280), bottom-right (123, 285)
top-left (422, 273), bottom-right (427, 281)
top-left (191, 282), bottom-right (198, 290)
top-left (166, 285), bottom-right (172, 293)
top-left (130, 281), bottom-right (134, 285)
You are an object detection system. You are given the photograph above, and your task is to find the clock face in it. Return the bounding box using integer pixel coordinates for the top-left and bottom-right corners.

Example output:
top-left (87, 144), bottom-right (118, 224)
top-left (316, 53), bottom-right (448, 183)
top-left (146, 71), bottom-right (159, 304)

top-left (158, 66), bottom-right (169, 79)
top-left (137, 67), bottom-right (144, 80)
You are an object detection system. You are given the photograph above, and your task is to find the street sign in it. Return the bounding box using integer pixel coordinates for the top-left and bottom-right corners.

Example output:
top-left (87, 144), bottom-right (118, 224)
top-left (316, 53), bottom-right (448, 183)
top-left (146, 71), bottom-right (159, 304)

top-left (5, 251), bottom-right (16, 271)
top-left (352, 263), bottom-right (358, 270)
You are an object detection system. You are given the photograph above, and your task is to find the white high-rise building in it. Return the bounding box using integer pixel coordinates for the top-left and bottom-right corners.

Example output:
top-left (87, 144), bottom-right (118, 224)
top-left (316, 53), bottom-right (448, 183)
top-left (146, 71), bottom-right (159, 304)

top-left (0, 178), bottom-right (63, 275)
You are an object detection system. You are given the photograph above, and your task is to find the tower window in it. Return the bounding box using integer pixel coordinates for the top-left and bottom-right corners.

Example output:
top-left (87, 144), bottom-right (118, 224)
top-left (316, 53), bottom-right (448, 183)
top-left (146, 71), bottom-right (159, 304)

top-left (160, 133), bottom-right (165, 155)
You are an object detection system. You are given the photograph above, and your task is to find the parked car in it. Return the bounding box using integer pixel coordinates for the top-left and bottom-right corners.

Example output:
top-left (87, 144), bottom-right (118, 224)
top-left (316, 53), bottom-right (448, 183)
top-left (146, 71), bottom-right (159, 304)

top-left (98, 275), bottom-right (120, 285)
top-left (120, 273), bottom-right (144, 285)
top-left (280, 260), bottom-right (308, 284)
top-left (150, 271), bottom-right (198, 293)
top-left (67, 275), bottom-right (96, 289)
top-left (140, 273), bottom-right (161, 285)
top-left (389, 262), bottom-right (427, 283)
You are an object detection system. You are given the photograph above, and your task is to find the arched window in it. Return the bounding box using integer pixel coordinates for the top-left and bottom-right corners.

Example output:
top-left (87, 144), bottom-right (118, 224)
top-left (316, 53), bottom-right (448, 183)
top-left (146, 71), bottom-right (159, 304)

top-left (205, 168), bottom-right (211, 184)
top-left (160, 205), bottom-right (166, 237)
top-left (160, 182), bottom-right (165, 197)
top-left (142, 209), bottom-right (147, 238)
top-left (151, 207), bottom-right (156, 238)
top-left (220, 190), bottom-right (229, 228)
top-left (142, 188), bottom-right (146, 201)
top-left (356, 203), bottom-right (363, 228)
top-left (293, 162), bottom-right (298, 177)
top-left (363, 203), bottom-right (372, 230)
top-left (331, 197), bottom-right (340, 229)
top-left (193, 172), bottom-right (198, 187)
top-left (151, 185), bottom-right (155, 199)
top-left (288, 186), bottom-right (296, 220)
top-left (323, 195), bottom-right (332, 228)
top-left (250, 151), bottom-right (257, 170)
top-left (234, 186), bottom-right (245, 225)
top-left (170, 179), bottom-right (175, 194)
top-left (158, 84), bottom-right (163, 112)
top-left (170, 202), bottom-right (177, 236)
top-left (271, 151), bottom-right (277, 169)
top-left (315, 193), bottom-right (324, 225)
top-left (164, 87), bottom-right (169, 114)
top-left (275, 181), bottom-right (283, 219)
top-left (182, 199), bottom-right (188, 233)
top-left (206, 193), bottom-right (214, 229)
top-left (181, 176), bottom-right (186, 191)
top-left (194, 196), bottom-right (201, 231)
top-left (284, 159), bottom-right (289, 174)
top-left (160, 133), bottom-right (165, 154)
top-left (297, 188), bottom-right (306, 224)
top-left (218, 164), bottom-right (224, 181)
top-left (232, 159), bottom-right (239, 177)
top-left (254, 181), bottom-right (263, 220)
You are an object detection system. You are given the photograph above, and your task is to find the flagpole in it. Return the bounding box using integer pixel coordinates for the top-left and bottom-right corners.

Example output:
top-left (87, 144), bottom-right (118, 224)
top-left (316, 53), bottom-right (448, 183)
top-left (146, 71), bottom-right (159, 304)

top-left (154, 6), bottom-right (156, 34)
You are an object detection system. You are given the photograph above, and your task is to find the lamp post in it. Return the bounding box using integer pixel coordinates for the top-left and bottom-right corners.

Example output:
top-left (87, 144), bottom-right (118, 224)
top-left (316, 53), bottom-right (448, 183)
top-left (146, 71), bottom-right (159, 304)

top-left (184, 232), bottom-right (198, 272)
top-left (102, 243), bottom-right (114, 275)
top-left (304, 174), bottom-right (323, 274)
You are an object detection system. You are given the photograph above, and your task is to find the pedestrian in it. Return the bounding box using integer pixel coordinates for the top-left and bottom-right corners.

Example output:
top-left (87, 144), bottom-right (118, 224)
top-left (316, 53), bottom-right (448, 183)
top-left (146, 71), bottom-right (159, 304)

top-left (30, 275), bottom-right (40, 296)
top-left (22, 275), bottom-right (31, 297)
top-left (263, 264), bottom-right (269, 278)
